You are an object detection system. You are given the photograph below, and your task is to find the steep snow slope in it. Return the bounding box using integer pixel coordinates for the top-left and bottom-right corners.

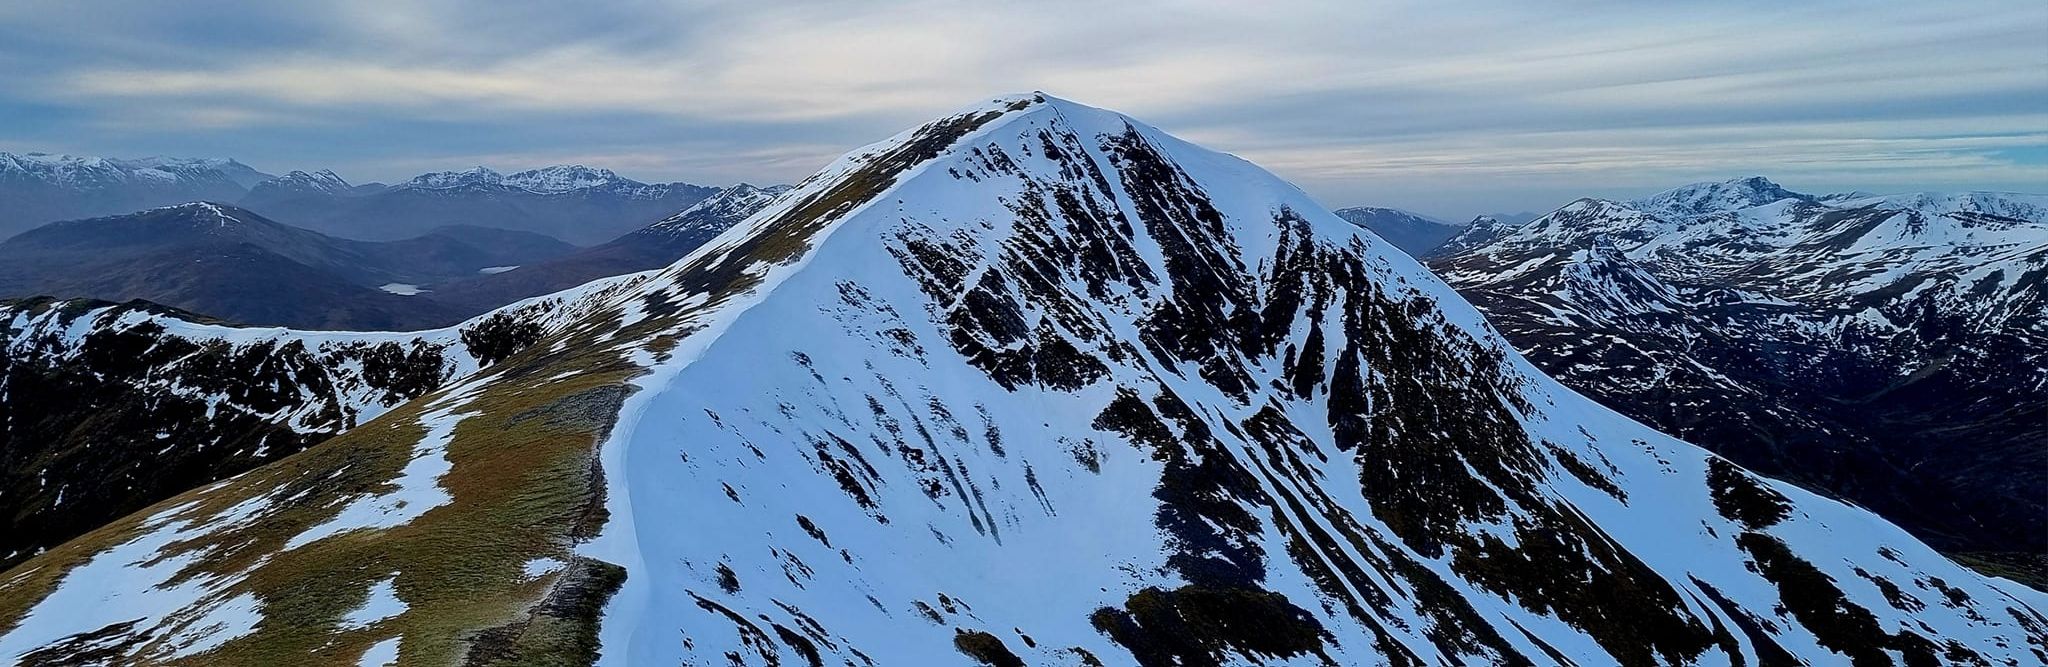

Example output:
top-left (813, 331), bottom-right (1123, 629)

top-left (0, 96), bottom-right (2041, 667)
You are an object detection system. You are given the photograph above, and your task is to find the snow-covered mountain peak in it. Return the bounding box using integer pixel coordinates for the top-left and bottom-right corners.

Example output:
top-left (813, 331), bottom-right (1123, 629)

top-left (256, 169), bottom-right (354, 195)
top-left (593, 93), bottom-right (2047, 663)
top-left (403, 166), bottom-right (504, 190)
top-left (502, 164), bottom-right (629, 193)
top-left (1634, 175), bottom-right (1813, 219)
top-left (0, 151), bottom-right (271, 190)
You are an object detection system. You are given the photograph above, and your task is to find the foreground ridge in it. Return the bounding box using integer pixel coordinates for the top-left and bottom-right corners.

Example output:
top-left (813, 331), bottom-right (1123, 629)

top-left (0, 94), bottom-right (2040, 666)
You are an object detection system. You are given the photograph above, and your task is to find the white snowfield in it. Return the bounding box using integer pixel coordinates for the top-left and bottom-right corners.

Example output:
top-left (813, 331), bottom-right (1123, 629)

top-left (0, 94), bottom-right (2042, 667)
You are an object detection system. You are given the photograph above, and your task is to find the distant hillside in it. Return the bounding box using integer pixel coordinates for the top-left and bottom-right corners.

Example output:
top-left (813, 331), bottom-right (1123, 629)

top-left (0, 203), bottom-right (575, 329)
top-left (1332, 206), bottom-right (1465, 255)
top-left (239, 164), bottom-right (719, 244)
top-left (425, 183), bottom-right (789, 318)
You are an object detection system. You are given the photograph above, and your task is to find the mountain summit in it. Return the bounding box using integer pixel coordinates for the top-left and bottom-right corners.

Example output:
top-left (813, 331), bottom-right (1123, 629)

top-left (1632, 175), bottom-right (1815, 219)
top-left (0, 95), bottom-right (2038, 666)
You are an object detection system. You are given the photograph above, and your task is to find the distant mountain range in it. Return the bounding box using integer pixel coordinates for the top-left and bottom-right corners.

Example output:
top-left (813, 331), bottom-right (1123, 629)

top-left (241, 165), bottom-right (720, 244)
top-left (0, 203), bottom-right (575, 330)
top-left (1, 151), bottom-right (721, 245)
top-left (0, 182), bottom-right (787, 330)
top-left (1426, 176), bottom-right (2048, 584)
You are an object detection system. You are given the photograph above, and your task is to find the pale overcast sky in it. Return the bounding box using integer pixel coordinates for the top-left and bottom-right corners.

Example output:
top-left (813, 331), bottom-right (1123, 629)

top-left (2, 0), bottom-right (2043, 219)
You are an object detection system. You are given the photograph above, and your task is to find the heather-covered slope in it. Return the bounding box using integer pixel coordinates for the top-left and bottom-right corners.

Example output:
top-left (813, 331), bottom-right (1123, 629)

top-left (0, 96), bottom-right (2039, 667)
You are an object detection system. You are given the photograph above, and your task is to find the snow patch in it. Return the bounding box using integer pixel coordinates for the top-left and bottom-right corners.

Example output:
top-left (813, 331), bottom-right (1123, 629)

top-left (283, 406), bottom-right (476, 551)
top-left (339, 576), bottom-right (406, 629)
top-left (357, 636), bottom-right (401, 667)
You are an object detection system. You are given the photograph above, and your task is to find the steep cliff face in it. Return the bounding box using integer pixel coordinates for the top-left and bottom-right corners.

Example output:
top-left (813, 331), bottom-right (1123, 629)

top-left (0, 96), bottom-right (2039, 667)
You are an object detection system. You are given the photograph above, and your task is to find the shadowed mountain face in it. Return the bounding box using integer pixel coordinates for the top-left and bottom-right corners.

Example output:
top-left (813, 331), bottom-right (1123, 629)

top-left (238, 165), bottom-right (720, 245)
top-left (0, 98), bottom-right (2040, 667)
top-left (0, 203), bottom-right (576, 330)
top-left (1333, 206), bottom-right (1465, 255)
top-left (1429, 178), bottom-right (2048, 584)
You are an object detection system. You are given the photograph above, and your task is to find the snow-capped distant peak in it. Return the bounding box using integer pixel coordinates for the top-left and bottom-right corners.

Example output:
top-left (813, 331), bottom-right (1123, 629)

top-left (256, 169), bottom-right (353, 195)
top-left (0, 151), bottom-right (272, 189)
top-left (404, 166), bottom-right (504, 190)
top-left (1633, 176), bottom-right (1814, 219)
top-left (502, 164), bottom-right (632, 194)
